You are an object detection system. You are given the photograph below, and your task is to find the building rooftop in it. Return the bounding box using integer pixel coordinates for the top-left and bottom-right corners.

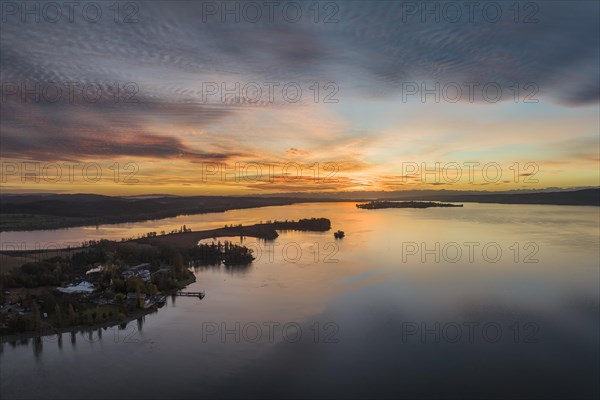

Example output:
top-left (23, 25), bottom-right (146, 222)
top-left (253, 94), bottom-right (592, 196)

top-left (56, 281), bottom-right (95, 294)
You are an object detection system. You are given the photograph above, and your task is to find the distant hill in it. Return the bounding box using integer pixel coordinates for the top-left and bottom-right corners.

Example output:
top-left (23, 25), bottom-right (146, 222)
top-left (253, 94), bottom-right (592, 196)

top-left (254, 187), bottom-right (600, 201)
top-left (1, 188), bottom-right (597, 231)
top-left (421, 188), bottom-right (599, 206)
top-left (0, 195), bottom-right (336, 231)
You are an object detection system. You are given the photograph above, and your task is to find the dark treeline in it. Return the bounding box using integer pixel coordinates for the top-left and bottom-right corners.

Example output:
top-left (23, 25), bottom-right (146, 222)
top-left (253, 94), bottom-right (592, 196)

top-left (1, 238), bottom-right (255, 291)
top-left (259, 218), bottom-right (331, 231)
top-left (192, 241), bottom-right (255, 266)
top-left (238, 218), bottom-right (332, 240)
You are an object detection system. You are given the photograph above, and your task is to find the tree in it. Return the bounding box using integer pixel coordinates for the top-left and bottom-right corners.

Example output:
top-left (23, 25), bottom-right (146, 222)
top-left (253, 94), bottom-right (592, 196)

top-left (126, 277), bottom-right (144, 294)
top-left (115, 293), bottom-right (124, 304)
top-left (67, 304), bottom-right (76, 323)
top-left (55, 304), bottom-right (62, 328)
top-left (112, 278), bottom-right (125, 293)
top-left (147, 283), bottom-right (158, 295)
top-left (173, 253), bottom-right (184, 276)
top-left (135, 287), bottom-right (142, 309)
top-left (32, 301), bottom-right (41, 331)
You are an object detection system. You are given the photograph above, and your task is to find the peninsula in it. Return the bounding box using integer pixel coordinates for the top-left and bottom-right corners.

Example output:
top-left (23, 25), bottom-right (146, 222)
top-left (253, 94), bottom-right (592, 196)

top-left (0, 218), bottom-right (332, 339)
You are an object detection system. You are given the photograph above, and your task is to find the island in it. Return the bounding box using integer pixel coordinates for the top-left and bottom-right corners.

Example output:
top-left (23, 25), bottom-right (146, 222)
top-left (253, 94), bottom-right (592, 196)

top-left (333, 230), bottom-right (345, 239)
top-left (0, 218), bottom-right (332, 340)
top-left (356, 201), bottom-right (463, 209)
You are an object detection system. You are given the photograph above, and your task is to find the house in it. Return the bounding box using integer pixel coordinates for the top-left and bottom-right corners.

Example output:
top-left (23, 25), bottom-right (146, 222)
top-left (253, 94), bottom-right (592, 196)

top-left (122, 263), bottom-right (151, 282)
top-left (121, 270), bottom-right (135, 279)
top-left (56, 281), bottom-right (95, 294)
top-left (130, 263), bottom-right (151, 272)
top-left (1, 303), bottom-right (25, 317)
top-left (137, 269), bottom-right (151, 282)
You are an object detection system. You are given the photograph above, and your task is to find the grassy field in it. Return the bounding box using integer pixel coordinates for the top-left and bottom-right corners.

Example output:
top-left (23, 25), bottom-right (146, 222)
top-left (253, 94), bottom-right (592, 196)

top-left (0, 214), bottom-right (94, 232)
top-left (0, 248), bottom-right (84, 272)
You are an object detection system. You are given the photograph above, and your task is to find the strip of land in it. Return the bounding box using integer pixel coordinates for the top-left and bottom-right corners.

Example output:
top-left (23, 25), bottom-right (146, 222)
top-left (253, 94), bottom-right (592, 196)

top-left (136, 218), bottom-right (331, 247)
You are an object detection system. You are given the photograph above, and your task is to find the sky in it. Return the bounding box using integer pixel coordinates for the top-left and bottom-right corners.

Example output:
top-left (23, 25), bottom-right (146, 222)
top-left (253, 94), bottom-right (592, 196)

top-left (0, 0), bottom-right (598, 195)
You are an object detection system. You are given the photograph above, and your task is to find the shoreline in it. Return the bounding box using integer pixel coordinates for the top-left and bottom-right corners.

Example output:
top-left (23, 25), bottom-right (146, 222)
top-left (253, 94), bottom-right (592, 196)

top-left (0, 306), bottom-right (158, 344)
top-left (0, 274), bottom-right (198, 343)
top-left (1, 219), bottom-right (333, 255)
top-left (2, 189), bottom-right (598, 233)
top-left (0, 198), bottom-right (342, 233)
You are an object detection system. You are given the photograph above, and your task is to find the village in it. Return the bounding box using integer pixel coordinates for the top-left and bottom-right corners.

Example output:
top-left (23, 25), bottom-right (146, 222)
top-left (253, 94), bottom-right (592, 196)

top-left (0, 261), bottom-right (192, 336)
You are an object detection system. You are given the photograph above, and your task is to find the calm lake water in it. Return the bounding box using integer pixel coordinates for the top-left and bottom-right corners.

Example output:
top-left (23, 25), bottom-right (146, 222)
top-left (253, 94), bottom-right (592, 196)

top-left (1, 203), bottom-right (599, 399)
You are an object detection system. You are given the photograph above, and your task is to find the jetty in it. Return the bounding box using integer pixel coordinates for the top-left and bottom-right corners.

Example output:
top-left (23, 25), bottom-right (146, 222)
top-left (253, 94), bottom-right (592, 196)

top-left (175, 291), bottom-right (205, 299)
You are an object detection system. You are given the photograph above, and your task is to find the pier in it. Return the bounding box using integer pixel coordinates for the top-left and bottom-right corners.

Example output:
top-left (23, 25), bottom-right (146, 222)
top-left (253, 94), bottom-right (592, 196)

top-left (175, 291), bottom-right (205, 299)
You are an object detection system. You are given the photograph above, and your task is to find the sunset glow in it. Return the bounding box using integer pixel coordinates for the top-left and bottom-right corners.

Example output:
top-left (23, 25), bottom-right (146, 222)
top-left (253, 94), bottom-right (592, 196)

top-left (1, 1), bottom-right (598, 195)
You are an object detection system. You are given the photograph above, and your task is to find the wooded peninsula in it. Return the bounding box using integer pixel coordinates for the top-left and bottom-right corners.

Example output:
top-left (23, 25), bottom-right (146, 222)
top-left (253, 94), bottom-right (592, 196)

top-left (0, 218), bottom-right (331, 339)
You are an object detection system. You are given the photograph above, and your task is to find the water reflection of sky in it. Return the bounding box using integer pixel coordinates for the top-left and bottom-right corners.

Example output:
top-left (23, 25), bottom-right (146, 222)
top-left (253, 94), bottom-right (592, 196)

top-left (1, 203), bottom-right (598, 398)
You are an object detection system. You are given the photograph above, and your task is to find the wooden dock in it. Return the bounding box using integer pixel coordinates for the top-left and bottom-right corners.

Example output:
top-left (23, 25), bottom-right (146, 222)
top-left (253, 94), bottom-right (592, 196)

top-left (175, 291), bottom-right (205, 299)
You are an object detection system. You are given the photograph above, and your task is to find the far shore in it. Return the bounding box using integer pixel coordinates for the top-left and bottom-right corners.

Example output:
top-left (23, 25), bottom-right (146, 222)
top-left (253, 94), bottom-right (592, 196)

top-left (1, 189), bottom-right (597, 232)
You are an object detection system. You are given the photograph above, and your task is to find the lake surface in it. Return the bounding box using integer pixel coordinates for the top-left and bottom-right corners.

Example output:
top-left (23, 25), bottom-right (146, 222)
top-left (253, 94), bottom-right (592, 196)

top-left (1, 202), bottom-right (599, 399)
